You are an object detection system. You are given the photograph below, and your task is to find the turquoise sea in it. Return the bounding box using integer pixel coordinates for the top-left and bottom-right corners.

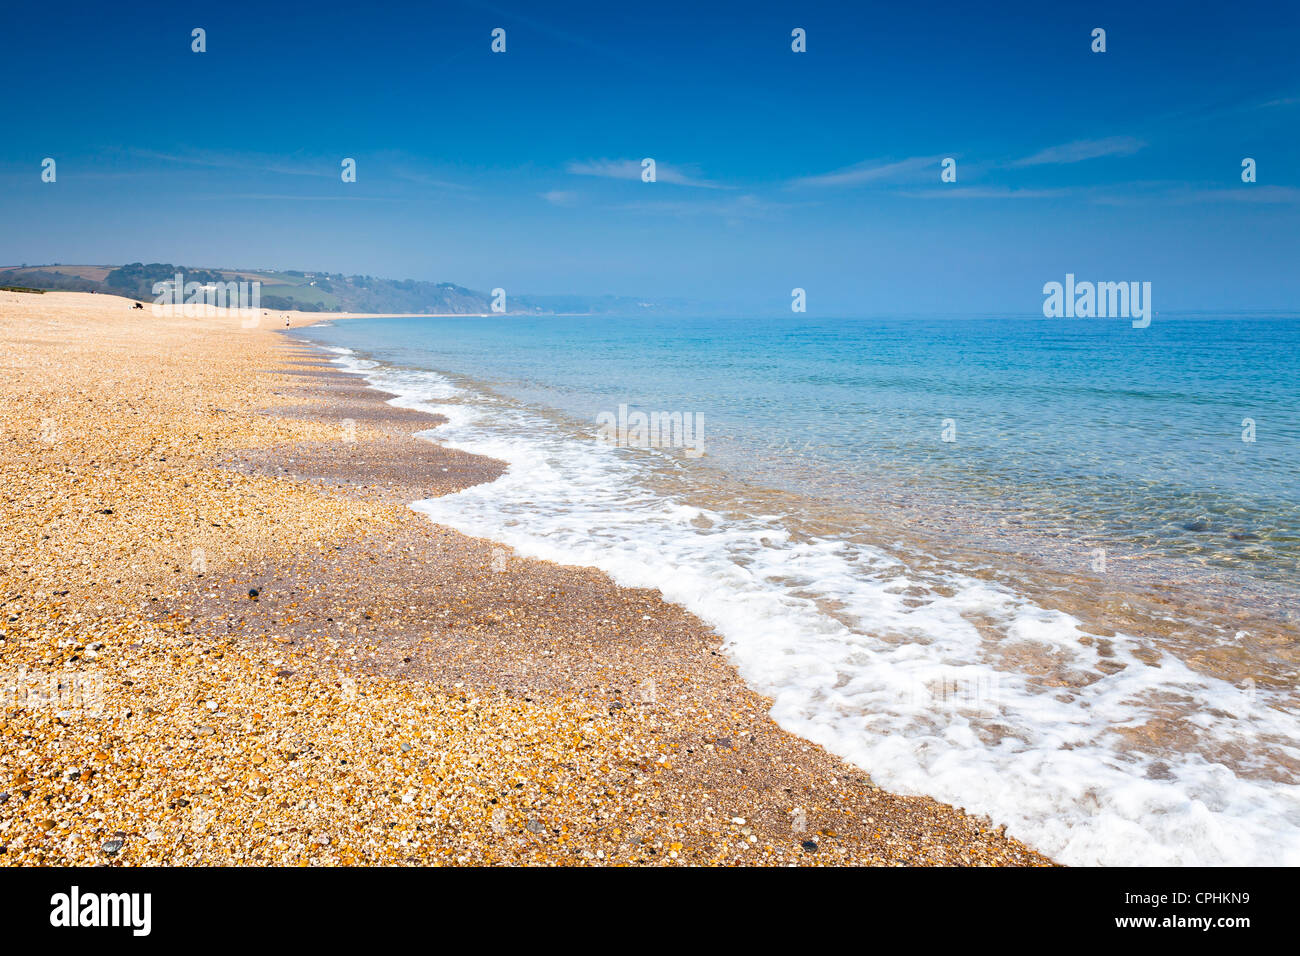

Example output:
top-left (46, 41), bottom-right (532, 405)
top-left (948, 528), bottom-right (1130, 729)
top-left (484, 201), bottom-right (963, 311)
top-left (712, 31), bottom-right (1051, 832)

top-left (297, 312), bottom-right (1300, 866)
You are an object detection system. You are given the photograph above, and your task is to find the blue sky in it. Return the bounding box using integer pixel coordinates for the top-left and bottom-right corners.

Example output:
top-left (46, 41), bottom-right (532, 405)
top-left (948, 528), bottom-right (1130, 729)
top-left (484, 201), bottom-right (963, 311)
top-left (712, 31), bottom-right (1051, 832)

top-left (1, 0), bottom-right (1298, 314)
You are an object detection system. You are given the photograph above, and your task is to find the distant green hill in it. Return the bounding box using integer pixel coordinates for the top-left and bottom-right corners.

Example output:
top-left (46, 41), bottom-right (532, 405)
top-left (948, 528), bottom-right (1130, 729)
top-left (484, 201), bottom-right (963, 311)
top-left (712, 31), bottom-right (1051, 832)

top-left (0, 263), bottom-right (507, 314)
top-left (0, 263), bottom-right (698, 315)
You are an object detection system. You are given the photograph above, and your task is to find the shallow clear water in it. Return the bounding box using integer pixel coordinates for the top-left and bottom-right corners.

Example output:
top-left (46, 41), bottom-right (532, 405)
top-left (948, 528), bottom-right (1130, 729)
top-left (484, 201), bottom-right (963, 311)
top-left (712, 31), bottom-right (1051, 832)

top-left (305, 314), bottom-right (1300, 583)
top-left (296, 313), bottom-right (1300, 865)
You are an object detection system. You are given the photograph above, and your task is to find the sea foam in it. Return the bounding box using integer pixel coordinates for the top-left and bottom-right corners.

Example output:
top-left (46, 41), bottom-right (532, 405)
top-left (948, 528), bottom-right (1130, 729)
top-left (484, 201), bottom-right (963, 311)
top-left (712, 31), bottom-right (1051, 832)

top-left (326, 348), bottom-right (1300, 866)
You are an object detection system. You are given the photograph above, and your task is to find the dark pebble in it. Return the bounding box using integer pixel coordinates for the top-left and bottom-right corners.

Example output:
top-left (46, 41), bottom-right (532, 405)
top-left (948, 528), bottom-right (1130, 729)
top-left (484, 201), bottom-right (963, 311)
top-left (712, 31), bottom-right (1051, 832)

top-left (248, 588), bottom-right (260, 599)
top-left (801, 840), bottom-right (819, 852)
top-left (1182, 519), bottom-right (1212, 532)
top-left (102, 838), bottom-right (124, 855)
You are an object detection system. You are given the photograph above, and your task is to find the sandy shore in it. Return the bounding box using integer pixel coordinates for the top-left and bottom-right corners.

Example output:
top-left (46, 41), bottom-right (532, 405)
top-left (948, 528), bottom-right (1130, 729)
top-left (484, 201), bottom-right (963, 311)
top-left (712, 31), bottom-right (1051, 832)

top-left (0, 291), bottom-right (1052, 865)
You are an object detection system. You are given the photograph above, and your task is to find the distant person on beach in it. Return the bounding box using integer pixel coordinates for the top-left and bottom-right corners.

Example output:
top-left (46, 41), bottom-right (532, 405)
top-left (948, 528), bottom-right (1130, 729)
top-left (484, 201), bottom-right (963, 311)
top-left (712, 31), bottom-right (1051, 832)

top-left (284, 315), bottom-right (290, 328)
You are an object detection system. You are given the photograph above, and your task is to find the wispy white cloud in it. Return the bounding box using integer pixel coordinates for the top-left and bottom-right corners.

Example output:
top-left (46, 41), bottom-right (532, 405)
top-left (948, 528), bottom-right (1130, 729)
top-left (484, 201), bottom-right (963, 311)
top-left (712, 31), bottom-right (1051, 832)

top-left (900, 186), bottom-right (1070, 200)
top-left (130, 148), bottom-right (335, 178)
top-left (130, 148), bottom-right (471, 192)
top-left (1011, 136), bottom-right (1145, 167)
top-left (192, 194), bottom-right (426, 202)
top-left (616, 193), bottom-right (798, 220)
top-left (540, 189), bottom-right (579, 205)
top-left (1176, 185), bottom-right (1300, 204)
top-left (1079, 181), bottom-right (1300, 206)
top-left (388, 168), bottom-right (471, 191)
top-left (788, 156), bottom-right (938, 188)
top-left (1243, 95), bottom-right (1300, 112)
top-left (566, 158), bottom-right (729, 189)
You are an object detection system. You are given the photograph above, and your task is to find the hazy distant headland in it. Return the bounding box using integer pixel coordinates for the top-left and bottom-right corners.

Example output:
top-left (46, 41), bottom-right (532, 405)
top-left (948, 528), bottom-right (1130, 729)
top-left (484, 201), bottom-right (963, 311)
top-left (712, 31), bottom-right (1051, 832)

top-left (0, 262), bottom-right (693, 315)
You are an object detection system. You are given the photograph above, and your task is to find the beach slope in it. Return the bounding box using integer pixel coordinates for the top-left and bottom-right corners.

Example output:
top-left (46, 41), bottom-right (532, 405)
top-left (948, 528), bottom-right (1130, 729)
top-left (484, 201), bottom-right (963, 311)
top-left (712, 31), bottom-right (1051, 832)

top-left (0, 291), bottom-right (1051, 865)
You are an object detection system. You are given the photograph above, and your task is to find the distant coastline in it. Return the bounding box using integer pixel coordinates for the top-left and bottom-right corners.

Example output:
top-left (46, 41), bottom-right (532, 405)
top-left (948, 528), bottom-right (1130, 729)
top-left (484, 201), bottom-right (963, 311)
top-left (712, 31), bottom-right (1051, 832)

top-left (0, 263), bottom-right (693, 316)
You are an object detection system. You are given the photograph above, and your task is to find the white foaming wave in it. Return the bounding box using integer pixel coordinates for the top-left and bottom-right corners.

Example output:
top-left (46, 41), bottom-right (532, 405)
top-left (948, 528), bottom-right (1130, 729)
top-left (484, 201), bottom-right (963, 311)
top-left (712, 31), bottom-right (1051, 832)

top-left (320, 346), bottom-right (381, 373)
top-left (329, 352), bottom-right (1300, 866)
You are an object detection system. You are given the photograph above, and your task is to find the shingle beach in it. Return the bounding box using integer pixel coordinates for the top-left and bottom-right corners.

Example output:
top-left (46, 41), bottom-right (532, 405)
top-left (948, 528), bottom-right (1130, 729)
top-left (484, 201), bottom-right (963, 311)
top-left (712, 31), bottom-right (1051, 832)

top-left (0, 291), bottom-right (1053, 866)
